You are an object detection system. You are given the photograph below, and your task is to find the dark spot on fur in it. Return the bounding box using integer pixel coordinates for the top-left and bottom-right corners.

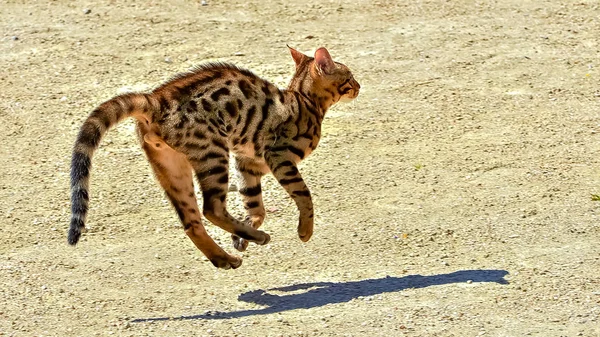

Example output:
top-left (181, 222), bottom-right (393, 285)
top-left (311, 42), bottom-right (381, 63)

top-left (240, 185), bottom-right (262, 197)
top-left (201, 98), bottom-right (212, 112)
top-left (238, 79), bottom-right (253, 99)
top-left (210, 87), bottom-right (230, 101)
top-left (245, 201), bottom-right (260, 209)
top-left (225, 101), bottom-right (238, 118)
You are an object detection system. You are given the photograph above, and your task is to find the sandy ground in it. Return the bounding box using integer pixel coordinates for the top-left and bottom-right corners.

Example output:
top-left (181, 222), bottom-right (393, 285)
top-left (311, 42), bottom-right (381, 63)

top-left (1, 0), bottom-right (599, 336)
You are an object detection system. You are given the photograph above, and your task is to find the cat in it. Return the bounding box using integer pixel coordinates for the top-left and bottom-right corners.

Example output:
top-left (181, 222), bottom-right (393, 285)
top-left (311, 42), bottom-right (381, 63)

top-left (69, 46), bottom-right (360, 269)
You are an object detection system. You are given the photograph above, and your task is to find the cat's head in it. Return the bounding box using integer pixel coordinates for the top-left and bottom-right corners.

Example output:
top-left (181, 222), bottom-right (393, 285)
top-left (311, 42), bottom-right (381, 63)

top-left (288, 46), bottom-right (360, 107)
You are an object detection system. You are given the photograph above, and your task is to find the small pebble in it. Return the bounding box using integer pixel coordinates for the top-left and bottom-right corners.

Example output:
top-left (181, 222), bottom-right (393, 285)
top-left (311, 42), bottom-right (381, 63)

top-left (83, 8), bottom-right (91, 14)
top-left (11, 36), bottom-right (19, 41)
top-left (201, 0), bottom-right (208, 6)
top-left (164, 57), bottom-right (172, 63)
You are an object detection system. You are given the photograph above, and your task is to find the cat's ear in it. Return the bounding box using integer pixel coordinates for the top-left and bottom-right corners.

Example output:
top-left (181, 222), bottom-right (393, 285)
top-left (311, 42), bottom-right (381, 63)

top-left (288, 45), bottom-right (305, 67)
top-left (314, 47), bottom-right (335, 75)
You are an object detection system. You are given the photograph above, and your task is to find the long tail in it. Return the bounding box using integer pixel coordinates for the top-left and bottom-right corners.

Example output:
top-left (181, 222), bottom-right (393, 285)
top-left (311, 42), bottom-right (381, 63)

top-left (68, 93), bottom-right (155, 245)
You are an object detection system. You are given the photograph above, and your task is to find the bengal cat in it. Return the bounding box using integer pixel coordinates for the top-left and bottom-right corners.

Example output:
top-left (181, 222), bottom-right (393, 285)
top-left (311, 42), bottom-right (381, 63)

top-left (69, 47), bottom-right (360, 269)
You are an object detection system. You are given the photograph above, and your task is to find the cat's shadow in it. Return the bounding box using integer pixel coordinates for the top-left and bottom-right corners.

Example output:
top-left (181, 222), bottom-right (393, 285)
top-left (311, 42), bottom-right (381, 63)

top-left (132, 269), bottom-right (508, 322)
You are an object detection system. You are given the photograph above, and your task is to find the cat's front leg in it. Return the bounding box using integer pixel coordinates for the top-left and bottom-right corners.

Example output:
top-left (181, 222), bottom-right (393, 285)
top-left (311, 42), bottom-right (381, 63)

top-left (265, 148), bottom-right (314, 242)
top-left (231, 156), bottom-right (269, 251)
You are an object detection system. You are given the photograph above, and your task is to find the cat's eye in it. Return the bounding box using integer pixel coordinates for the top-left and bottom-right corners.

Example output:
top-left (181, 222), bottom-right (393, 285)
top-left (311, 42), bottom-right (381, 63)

top-left (339, 79), bottom-right (352, 94)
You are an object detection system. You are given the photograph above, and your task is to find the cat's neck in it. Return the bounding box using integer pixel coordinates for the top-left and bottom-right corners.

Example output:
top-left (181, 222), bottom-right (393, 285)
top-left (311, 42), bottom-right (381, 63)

top-left (282, 90), bottom-right (326, 121)
top-left (309, 92), bottom-right (337, 113)
top-left (285, 88), bottom-right (338, 117)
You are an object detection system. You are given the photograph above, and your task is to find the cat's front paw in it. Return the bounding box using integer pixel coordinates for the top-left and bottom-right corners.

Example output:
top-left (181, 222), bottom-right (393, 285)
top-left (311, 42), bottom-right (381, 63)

top-left (232, 230), bottom-right (270, 251)
top-left (256, 231), bottom-right (271, 245)
top-left (298, 218), bottom-right (314, 242)
top-left (232, 235), bottom-right (249, 252)
top-left (298, 231), bottom-right (312, 242)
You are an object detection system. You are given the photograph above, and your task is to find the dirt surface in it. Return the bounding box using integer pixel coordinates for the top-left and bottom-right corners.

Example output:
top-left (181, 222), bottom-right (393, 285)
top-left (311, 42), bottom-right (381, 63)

top-left (1, 0), bottom-right (599, 336)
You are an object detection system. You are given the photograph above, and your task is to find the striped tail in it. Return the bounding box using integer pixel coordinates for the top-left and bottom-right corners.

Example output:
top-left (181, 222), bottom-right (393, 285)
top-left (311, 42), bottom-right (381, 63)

top-left (68, 93), bottom-right (155, 245)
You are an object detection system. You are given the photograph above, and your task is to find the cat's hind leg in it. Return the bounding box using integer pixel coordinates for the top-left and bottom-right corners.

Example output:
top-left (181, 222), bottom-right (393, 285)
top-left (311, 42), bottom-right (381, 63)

top-left (139, 127), bottom-right (241, 269)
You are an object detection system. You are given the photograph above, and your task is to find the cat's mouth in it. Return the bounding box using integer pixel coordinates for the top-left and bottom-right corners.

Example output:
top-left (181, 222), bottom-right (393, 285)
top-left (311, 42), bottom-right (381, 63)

top-left (340, 90), bottom-right (359, 103)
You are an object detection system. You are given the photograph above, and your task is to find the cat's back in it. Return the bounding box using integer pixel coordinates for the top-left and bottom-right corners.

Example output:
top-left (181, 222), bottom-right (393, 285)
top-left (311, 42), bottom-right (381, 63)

top-left (147, 61), bottom-right (291, 148)
top-left (152, 62), bottom-right (274, 99)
